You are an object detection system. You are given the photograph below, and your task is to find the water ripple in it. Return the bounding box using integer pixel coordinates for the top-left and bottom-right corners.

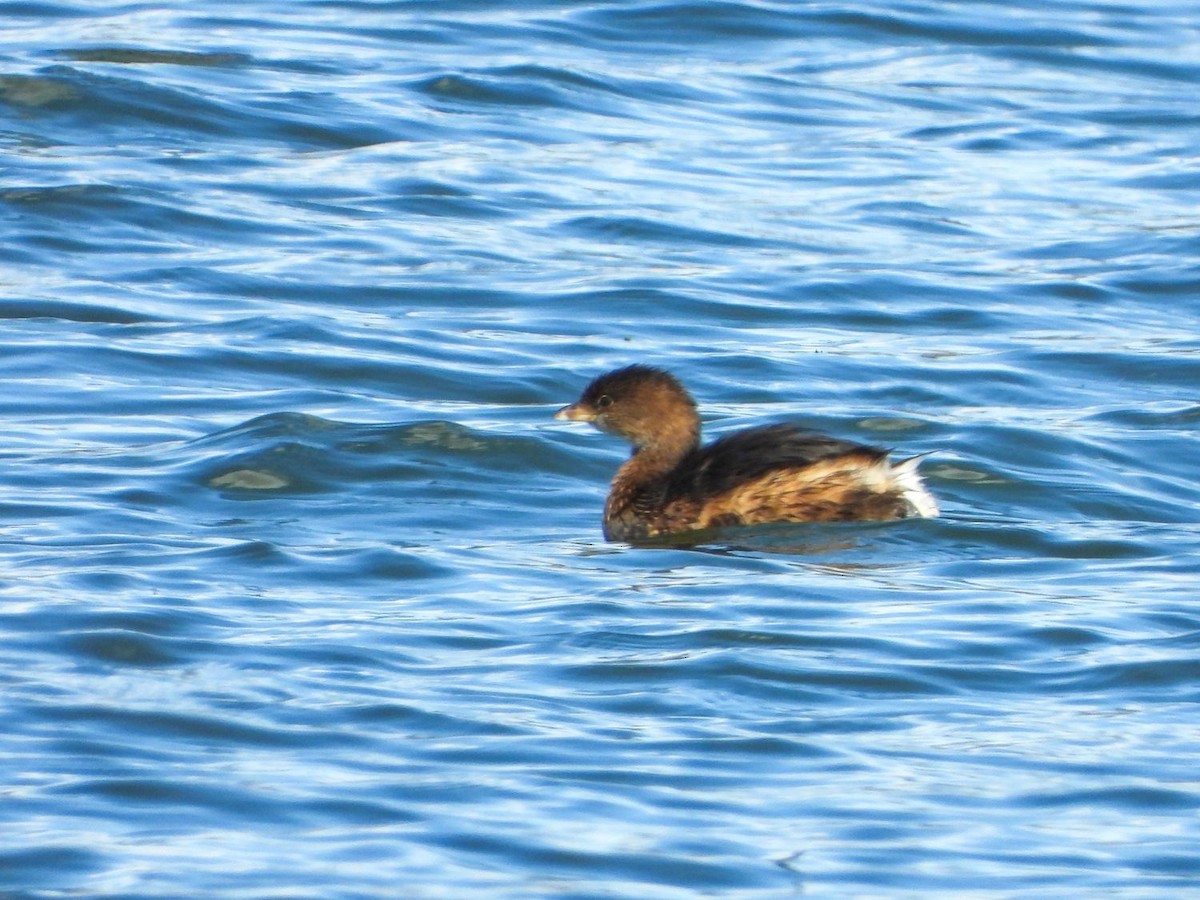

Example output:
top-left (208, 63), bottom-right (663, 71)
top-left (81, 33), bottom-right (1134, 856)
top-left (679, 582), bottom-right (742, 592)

top-left (2, 0), bottom-right (1199, 896)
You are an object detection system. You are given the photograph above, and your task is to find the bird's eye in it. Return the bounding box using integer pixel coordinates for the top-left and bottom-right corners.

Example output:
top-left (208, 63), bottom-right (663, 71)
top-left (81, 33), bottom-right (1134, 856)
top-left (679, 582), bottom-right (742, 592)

top-left (595, 394), bottom-right (613, 411)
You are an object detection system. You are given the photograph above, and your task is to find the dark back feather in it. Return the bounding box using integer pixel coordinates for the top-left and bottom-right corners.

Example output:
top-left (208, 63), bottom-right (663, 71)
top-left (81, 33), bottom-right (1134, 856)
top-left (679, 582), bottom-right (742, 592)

top-left (662, 423), bottom-right (887, 503)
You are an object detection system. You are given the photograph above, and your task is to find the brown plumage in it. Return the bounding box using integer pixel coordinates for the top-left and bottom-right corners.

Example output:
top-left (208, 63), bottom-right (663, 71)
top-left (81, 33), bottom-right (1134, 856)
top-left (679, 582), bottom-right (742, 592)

top-left (554, 365), bottom-right (938, 542)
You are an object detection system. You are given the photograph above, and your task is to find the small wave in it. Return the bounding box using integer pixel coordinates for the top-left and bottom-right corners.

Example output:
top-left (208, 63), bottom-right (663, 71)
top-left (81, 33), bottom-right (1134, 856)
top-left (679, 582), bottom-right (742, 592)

top-left (0, 297), bottom-right (157, 324)
top-left (56, 47), bottom-right (252, 68)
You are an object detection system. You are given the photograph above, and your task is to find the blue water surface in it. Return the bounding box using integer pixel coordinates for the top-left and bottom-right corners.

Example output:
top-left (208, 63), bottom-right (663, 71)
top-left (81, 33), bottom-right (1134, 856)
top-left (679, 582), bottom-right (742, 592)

top-left (1, 1), bottom-right (1199, 896)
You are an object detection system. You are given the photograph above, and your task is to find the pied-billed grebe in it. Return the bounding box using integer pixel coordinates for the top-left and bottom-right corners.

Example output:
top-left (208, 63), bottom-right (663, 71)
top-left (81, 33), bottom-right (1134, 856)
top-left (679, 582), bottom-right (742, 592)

top-left (555, 365), bottom-right (938, 542)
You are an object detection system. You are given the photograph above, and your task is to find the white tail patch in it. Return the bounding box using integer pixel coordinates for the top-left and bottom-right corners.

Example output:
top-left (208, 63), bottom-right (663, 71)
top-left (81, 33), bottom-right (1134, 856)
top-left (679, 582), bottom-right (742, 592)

top-left (891, 454), bottom-right (939, 518)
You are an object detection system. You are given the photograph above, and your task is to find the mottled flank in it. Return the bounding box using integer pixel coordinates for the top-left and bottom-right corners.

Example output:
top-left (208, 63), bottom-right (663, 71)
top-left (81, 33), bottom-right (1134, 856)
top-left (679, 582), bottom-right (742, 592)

top-left (556, 365), bottom-right (938, 541)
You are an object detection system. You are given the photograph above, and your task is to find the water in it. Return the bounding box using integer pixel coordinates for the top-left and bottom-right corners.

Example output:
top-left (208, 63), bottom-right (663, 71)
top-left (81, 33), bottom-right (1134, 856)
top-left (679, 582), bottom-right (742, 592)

top-left (2, 1), bottom-right (1198, 896)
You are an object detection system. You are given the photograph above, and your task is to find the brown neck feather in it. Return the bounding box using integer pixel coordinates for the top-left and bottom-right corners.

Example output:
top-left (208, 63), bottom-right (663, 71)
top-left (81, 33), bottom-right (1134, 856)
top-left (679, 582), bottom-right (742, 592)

top-left (605, 421), bottom-right (698, 523)
top-left (630, 412), bottom-right (698, 475)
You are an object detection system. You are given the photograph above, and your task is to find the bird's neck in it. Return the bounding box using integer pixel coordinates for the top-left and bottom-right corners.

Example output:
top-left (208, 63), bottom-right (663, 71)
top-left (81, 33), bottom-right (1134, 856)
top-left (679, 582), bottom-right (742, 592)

top-left (605, 426), bottom-right (698, 518)
top-left (629, 418), bottom-right (698, 478)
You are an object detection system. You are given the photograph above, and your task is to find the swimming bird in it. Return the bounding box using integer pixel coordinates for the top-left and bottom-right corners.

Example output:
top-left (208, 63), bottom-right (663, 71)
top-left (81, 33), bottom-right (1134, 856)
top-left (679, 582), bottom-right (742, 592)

top-left (554, 364), bottom-right (938, 542)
